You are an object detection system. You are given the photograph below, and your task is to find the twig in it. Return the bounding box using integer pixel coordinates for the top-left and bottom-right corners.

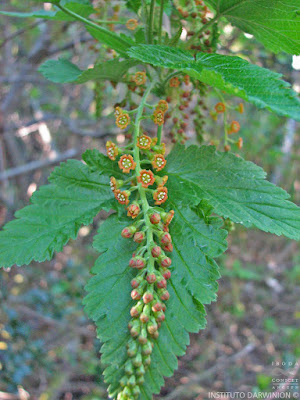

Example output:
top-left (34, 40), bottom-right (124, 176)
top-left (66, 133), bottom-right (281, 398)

top-left (0, 148), bottom-right (80, 181)
top-left (0, 20), bottom-right (43, 49)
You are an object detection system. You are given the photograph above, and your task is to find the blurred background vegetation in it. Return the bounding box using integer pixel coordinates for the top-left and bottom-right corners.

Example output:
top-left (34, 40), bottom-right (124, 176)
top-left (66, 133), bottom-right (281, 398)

top-left (0, 1), bottom-right (299, 399)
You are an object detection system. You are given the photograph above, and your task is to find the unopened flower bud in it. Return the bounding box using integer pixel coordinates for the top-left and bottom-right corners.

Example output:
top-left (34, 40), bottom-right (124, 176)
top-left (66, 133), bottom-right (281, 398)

top-left (127, 375), bottom-right (136, 388)
top-left (160, 290), bottom-right (170, 301)
top-left (147, 322), bottom-right (158, 335)
top-left (140, 313), bottom-right (149, 323)
top-left (133, 231), bottom-right (145, 243)
top-left (127, 202), bottom-right (140, 219)
top-left (130, 305), bottom-right (142, 317)
top-left (160, 256), bottom-right (172, 267)
top-left (146, 273), bottom-right (156, 283)
top-left (162, 269), bottom-right (171, 280)
top-left (120, 376), bottom-right (128, 387)
top-left (132, 386), bottom-right (141, 397)
top-left (131, 289), bottom-right (141, 300)
top-left (160, 232), bottom-right (172, 245)
top-left (127, 340), bottom-right (138, 357)
top-left (162, 243), bottom-right (173, 252)
top-left (136, 364), bottom-right (145, 376)
top-left (135, 256), bottom-right (146, 269)
top-left (143, 292), bottom-right (153, 304)
top-left (121, 226), bottom-right (136, 239)
top-left (133, 353), bottom-right (142, 367)
top-left (155, 311), bottom-right (165, 322)
top-left (152, 302), bottom-right (163, 312)
top-left (136, 375), bottom-right (145, 385)
top-left (152, 330), bottom-right (159, 339)
top-left (131, 278), bottom-right (140, 288)
top-left (124, 360), bottom-right (134, 375)
top-left (142, 341), bottom-right (153, 355)
top-left (149, 212), bottom-right (161, 224)
top-left (143, 356), bottom-right (151, 367)
top-left (157, 278), bottom-right (167, 289)
top-left (151, 246), bottom-right (161, 258)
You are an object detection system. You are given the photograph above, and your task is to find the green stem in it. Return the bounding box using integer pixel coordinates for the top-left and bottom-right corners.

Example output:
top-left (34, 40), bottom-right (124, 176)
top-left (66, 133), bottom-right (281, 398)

top-left (133, 83), bottom-right (155, 271)
top-left (158, 0), bottom-right (164, 44)
top-left (148, 0), bottom-right (156, 44)
top-left (56, 4), bottom-right (129, 47)
top-left (157, 125), bottom-right (162, 145)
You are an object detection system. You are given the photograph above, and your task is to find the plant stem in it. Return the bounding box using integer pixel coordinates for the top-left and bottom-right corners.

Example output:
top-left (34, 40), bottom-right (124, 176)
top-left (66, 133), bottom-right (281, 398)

top-left (158, 0), bottom-right (164, 44)
top-left (157, 125), bottom-right (162, 145)
top-left (55, 4), bottom-right (129, 47)
top-left (149, 0), bottom-right (156, 44)
top-left (133, 83), bottom-right (155, 271)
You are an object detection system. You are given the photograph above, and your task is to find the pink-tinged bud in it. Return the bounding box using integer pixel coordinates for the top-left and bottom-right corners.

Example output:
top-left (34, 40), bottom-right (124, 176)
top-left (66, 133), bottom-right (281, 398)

top-left (121, 226), bottom-right (136, 239)
top-left (147, 323), bottom-right (158, 335)
top-left (155, 312), bottom-right (165, 322)
top-left (157, 278), bottom-right (167, 289)
top-left (133, 231), bottom-right (145, 243)
top-left (160, 256), bottom-right (172, 267)
top-left (151, 245), bottom-right (161, 258)
top-left (160, 290), bottom-right (170, 301)
top-left (160, 232), bottom-right (172, 245)
top-left (140, 313), bottom-right (149, 323)
top-left (162, 243), bottom-right (173, 252)
top-left (131, 289), bottom-right (141, 300)
top-left (143, 292), bottom-right (153, 304)
top-left (127, 202), bottom-right (140, 219)
top-left (131, 279), bottom-right (139, 288)
top-left (149, 212), bottom-right (161, 224)
top-left (129, 258), bottom-right (136, 268)
top-left (130, 327), bottom-right (139, 337)
top-left (162, 210), bottom-right (175, 226)
top-left (135, 256), bottom-right (146, 269)
top-left (146, 273), bottom-right (156, 284)
top-left (161, 304), bottom-right (166, 312)
top-left (152, 302), bottom-right (163, 312)
top-left (162, 270), bottom-right (171, 280)
top-left (130, 306), bottom-right (140, 317)
top-left (152, 330), bottom-right (159, 339)
top-left (138, 335), bottom-right (148, 345)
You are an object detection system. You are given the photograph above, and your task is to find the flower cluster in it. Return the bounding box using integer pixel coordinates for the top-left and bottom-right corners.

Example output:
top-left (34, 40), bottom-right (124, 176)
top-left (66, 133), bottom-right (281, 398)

top-left (118, 205), bottom-right (175, 399)
top-left (105, 101), bottom-right (174, 398)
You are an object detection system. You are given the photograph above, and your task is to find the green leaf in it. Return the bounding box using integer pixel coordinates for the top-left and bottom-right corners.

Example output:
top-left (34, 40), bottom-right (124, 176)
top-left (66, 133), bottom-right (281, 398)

top-left (205, 0), bottom-right (300, 55)
top-left (38, 58), bottom-right (138, 83)
top-left (84, 204), bottom-right (226, 399)
top-left (0, 159), bottom-right (113, 268)
top-left (166, 145), bottom-right (300, 240)
top-left (0, 2), bottom-right (94, 21)
top-left (86, 26), bottom-right (134, 56)
top-left (128, 45), bottom-right (300, 121)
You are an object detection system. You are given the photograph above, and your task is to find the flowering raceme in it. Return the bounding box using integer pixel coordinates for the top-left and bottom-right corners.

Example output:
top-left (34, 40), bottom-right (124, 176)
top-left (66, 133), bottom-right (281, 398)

top-left (106, 98), bottom-right (175, 399)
